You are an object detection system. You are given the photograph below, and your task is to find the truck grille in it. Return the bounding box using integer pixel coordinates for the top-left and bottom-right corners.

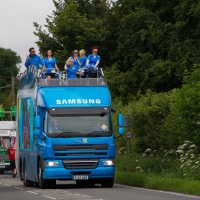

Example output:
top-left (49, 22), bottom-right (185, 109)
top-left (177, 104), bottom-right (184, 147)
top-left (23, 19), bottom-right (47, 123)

top-left (63, 159), bottom-right (99, 169)
top-left (53, 145), bottom-right (108, 158)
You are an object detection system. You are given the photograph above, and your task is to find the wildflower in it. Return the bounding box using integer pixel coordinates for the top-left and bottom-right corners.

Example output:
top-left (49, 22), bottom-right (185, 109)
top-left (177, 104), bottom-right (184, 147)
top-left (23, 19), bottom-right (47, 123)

top-left (187, 163), bottom-right (191, 166)
top-left (169, 149), bottom-right (174, 154)
top-left (190, 166), bottom-right (195, 170)
top-left (145, 149), bottom-right (151, 153)
top-left (139, 170), bottom-right (144, 173)
top-left (183, 174), bottom-right (187, 176)
top-left (162, 159), bottom-right (165, 162)
top-left (142, 153), bottom-right (147, 157)
top-left (190, 144), bottom-right (196, 148)
top-left (136, 167), bottom-right (141, 170)
top-left (135, 160), bottom-right (138, 163)
top-left (176, 150), bottom-right (184, 154)
top-left (181, 164), bottom-right (184, 169)
top-left (153, 150), bottom-right (157, 153)
top-left (164, 150), bottom-right (167, 153)
top-left (195, 161), bottom-right (199, 164)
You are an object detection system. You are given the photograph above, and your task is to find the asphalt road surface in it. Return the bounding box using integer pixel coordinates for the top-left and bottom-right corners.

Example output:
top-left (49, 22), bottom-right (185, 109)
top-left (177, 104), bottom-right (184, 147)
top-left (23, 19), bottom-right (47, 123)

top-left (0, 173), bottom-right (200, 200)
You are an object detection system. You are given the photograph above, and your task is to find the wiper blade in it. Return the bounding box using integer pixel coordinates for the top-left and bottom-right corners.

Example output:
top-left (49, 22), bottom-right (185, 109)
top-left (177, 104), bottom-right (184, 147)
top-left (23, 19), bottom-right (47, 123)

top-left (54, 131), bottom-right (72, 138)
top-left (55, 131), bottom-right (81, 138)
top-left (85, 131), bottom-right (112, 137)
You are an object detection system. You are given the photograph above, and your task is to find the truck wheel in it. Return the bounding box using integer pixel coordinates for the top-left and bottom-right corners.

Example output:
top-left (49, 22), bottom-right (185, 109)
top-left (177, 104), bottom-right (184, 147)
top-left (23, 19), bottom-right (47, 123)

top-left (0, 169), bottom-right (5, 174)
top-left (38, 160), bottom-right (47, 189)
top-left (101, 178), bottom-right (114, 188)
top-left (23, 163), bottom-right (34, 187)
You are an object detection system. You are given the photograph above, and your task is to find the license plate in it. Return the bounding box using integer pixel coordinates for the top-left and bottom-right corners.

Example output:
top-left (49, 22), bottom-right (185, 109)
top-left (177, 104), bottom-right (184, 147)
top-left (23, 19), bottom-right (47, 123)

top-left (73, 175), bottom-right (88, 180)
top-left (0, 166), bottom-right (5, 168)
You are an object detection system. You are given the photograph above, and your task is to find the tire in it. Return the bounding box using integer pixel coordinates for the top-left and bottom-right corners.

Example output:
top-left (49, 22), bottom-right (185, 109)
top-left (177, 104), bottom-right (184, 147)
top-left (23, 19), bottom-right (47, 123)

top-left (38, 160), bottom-right (47, 189)
top-left (49, 180), bottom-right (56, 188)
top-left (23, 163), bottom-right (34, 187)
top-left (20, 160), bottom-right (23, 181)
top-left (101, 178), bottom-right (114, 188)
top-left (0, 169), bottom-right (5, 174)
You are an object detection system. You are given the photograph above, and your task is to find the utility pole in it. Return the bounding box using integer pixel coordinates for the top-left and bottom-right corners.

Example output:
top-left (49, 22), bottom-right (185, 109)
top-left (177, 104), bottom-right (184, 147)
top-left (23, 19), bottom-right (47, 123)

top-left (11, 76), bottom-right (15, 103)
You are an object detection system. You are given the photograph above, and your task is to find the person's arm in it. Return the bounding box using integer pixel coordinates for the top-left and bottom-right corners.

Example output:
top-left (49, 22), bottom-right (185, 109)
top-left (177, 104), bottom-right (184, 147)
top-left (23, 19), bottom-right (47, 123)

top-left (25, 56), bottom-right (30, 67)
top-left (86, 55), bottom-right (91, 66)
top-left (1, 138), bottom-right (8, 150)
top-left (54, 58), bottom-right (58, 69)
top-left (94, 55), bottom-right (100, 68)
top-left (39, 56), bottom-right (44, 68)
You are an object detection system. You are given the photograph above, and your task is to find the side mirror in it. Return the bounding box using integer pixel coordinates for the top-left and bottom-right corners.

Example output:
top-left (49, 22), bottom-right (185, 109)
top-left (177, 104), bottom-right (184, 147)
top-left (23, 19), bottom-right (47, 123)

top-left (118, 127), bottom-right (124, 135)
top-left (34, 116), bottom-right (40, 129)
top-left (118, 114), bottom-right (124, 127)
top-left (34, 129), bottom-right (40, 136)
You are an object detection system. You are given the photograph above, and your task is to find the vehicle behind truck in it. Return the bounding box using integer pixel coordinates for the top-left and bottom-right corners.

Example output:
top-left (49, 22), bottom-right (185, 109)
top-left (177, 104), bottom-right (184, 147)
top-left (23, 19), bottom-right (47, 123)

top-left (17, 65), bottom-right (124, 188)
top-left (0, 121), bottom-right (16, 174)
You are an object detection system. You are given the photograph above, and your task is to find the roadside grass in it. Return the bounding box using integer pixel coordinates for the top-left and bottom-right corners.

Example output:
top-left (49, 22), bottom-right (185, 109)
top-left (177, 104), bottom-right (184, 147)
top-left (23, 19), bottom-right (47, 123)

top-left (115, 171), bottom-right (200, 196)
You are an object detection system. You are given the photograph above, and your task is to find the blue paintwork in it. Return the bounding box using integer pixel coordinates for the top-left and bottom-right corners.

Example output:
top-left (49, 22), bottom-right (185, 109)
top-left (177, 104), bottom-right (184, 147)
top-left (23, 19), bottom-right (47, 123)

top-left (37, 86), bottom-right (110, 108)
top-left (17, 65), bottom-right (116, 184)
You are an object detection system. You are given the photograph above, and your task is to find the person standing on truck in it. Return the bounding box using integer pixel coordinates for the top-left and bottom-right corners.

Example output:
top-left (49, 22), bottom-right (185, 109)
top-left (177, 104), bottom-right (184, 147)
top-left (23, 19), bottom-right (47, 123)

top-left (43, 50), bottom-right (58, 79)
top-left (64, 57), bottom-right (83, 79)
top-left (86, 46), bottom-right (100, 78)
top-left (10, 102), bottom-right (16, 121)
top-left (0, 104), bottom-right (5, 121)
top-left (78, 49), bottom-right (87, 78)
top-left (25, 47), bottom-right (44, 70)
top-left (1, 138), bottom-right (17, 178)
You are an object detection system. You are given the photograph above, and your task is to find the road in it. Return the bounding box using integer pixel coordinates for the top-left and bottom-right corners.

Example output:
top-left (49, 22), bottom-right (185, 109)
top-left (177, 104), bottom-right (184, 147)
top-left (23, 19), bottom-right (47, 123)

top-left (0, 173), bottom-right (200, 200)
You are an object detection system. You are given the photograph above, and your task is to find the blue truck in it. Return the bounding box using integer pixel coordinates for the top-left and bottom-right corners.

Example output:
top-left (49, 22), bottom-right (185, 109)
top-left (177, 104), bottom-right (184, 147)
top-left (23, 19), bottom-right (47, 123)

top-left (16, 65), bottom-right (124, 188)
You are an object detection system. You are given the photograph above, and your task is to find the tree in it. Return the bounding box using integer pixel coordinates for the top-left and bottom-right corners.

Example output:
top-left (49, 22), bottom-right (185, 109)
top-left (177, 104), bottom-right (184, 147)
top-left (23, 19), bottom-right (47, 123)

top-left (0, 47), bottom-right (21, 93)
top-left (34, 0), bottom-right (114, 68)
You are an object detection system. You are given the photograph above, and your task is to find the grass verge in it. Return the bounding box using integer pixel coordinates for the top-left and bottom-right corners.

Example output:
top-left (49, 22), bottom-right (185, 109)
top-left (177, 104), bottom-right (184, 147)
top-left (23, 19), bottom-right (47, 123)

top-left (115, 172), bottom-right (200, 196)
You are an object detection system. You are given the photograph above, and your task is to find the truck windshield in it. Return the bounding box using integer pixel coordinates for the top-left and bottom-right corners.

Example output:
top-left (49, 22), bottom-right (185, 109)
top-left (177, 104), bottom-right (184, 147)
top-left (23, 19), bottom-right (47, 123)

top-left (47, 108), bottom-right (112, 138)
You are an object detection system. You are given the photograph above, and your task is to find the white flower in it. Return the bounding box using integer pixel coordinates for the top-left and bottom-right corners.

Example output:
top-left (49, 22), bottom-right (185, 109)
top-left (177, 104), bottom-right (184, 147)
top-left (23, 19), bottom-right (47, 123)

top-left (139, 170), bottom-right (144, 173)
top-left (136, 167), bottom-right (141, 170)
top-left (195, 161), bottom-right (199, 164)
top-left (190, 144), bottom-right (196, 148)
top-left (142, 153), bottom-right (147, 157)
top-left (176, 150), bottom-right (184, 154)
top-left (145, 149), bottom-right (152, 153)
top-left (136, 160), bottom-right (138, 163)
top-left (183, 173), bottom-right (187, 176)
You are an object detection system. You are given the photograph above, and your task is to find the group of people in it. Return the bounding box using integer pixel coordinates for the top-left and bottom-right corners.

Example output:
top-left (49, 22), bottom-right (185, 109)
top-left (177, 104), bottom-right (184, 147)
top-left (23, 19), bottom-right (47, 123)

top-left (0, 102), bottom-right (16, 121)
top-left (25, 46), bottom-right (101, 79)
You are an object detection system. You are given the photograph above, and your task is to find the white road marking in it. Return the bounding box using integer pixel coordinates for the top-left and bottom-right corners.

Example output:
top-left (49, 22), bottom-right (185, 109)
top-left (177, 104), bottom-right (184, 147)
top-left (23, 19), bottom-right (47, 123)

top-left (4, 184), bottom-right (10, 186)
top-left (115, 184), bottom-right (200, 199)
top-left (42, 195), bottom-right (56, 200)
top-left (15, 187), bottom-right (24, 190)
top-left (27, 191), bottom-right (38, 195)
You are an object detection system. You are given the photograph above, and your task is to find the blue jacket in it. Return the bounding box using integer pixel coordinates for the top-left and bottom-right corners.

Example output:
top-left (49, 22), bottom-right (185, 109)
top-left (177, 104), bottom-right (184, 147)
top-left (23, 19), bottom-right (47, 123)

top-left (66, 65), bottom-right (78, 79)
top-left (25, 54), bottom-right (44, 69)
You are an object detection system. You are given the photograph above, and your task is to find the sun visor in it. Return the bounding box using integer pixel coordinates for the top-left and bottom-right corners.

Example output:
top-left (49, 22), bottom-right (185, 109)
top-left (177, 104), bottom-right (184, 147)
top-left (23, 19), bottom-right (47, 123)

top-left (37, 86), bottom-right (111, 108)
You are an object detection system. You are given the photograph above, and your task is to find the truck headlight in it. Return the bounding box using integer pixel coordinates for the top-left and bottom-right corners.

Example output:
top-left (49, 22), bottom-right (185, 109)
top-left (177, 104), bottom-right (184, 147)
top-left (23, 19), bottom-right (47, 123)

top-left (103, 160), bottom-right (114, 166)
top-left (46, 161), bottom-right (59, 166)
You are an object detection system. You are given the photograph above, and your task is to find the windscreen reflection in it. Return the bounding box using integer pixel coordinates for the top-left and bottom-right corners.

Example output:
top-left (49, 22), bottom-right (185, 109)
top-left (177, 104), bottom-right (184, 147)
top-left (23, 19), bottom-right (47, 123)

top-left (47, 114), bottom-right (112, 138)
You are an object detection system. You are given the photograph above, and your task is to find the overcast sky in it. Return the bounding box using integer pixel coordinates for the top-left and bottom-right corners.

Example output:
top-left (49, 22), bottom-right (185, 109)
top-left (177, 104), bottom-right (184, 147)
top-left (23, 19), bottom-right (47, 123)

top-left (0, 0), bottom-right (55, 73)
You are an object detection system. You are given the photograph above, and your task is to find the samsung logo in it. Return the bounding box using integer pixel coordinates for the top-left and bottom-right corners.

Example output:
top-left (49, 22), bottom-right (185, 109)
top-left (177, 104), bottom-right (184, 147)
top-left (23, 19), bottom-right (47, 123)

top-left (56, 99), bottom-right (101, 104)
